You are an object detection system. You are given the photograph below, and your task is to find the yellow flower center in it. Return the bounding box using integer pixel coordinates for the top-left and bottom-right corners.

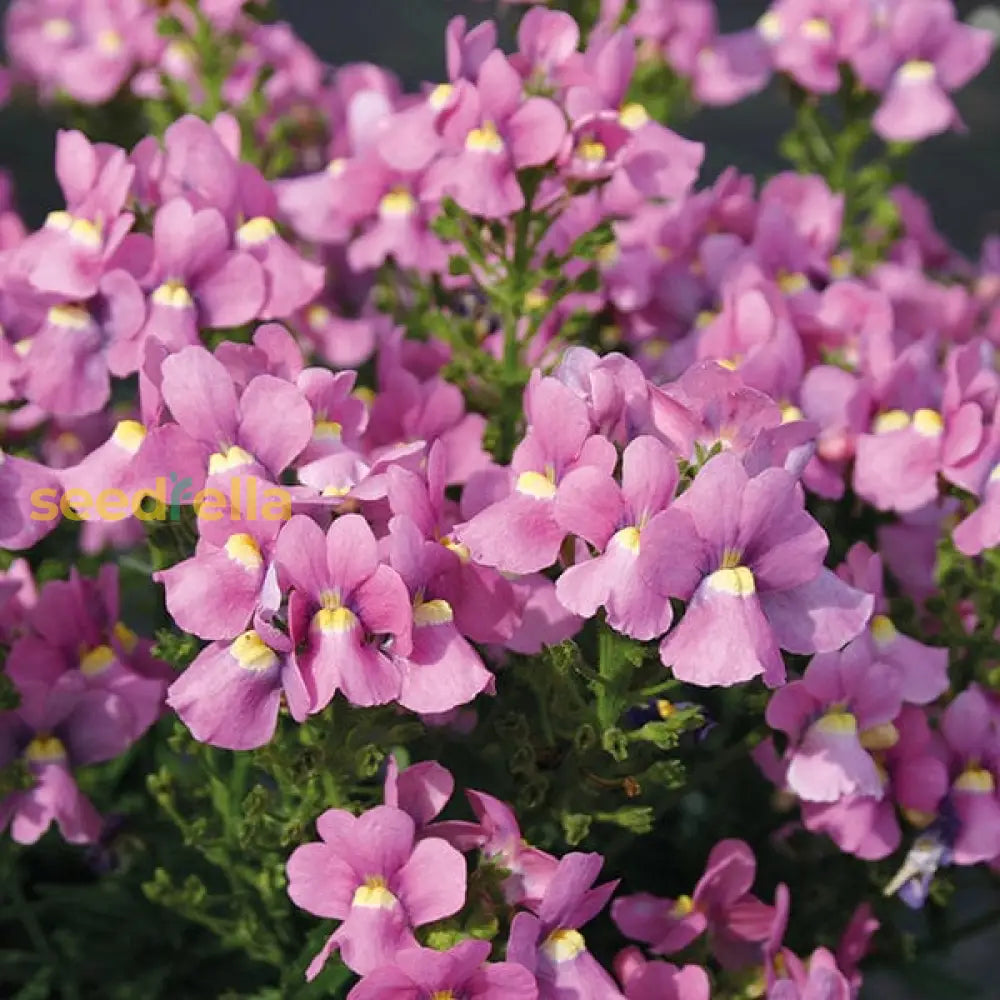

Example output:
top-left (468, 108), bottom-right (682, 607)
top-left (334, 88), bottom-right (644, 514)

top-left (860, 722), bottom-right (900, 751)
top-left (47, 305), bottom-right (91, 330)
top-left (870, 614), bottom-right (898, 646)
top-left (757, 11), bottom-right (783, 42)
top-left (152, 280), bottom-right (194, 309)
top-left (225, 533), bottom-right (263, 570)
top-left (353, 875), bottom-right (397, 909)
top-left (900, 59), bottom-right (936, 83)
top-left (25, 734), bottom-right (67, 763)
top-left (414, 599), bottom-right (454, 627)
top-left (954, 767), bottom-right (996, 794)
top-left (707, 565), bottom-right (755, 596)
top-left (208, 445), bottom-right (254, 475)
top-left (912, 408), bottom-right (943, 438)
top-left (465, 121), bottom-right (504, 154)
top-left (672, 894), bottom-right (695, 917)
top-left (801, 18), bottom-right (832, 41)
top-left (542, 928), bottom-right (586, 962)
top-left (113, 622), bottom-right (138, 654)
top-left (112, 420), bottom-right (146, 454)
top-left (42, 18), bottom-right (73, 42)
top-left (96, 28), bottom-right (124, 55)
top-left (429, 83), bottom-right (454, 110)
top-left (516, 469), bottom-right (557, 500)
top-left (230, 631), bottom-right (278, 672)
top-left (613, 526), bottom-right (642, 554)
top-left (815, 710), bottom-right (858, 735)
top-left (577, 139), bottom-right (607, 163)
top-left (379, 188), bottom-right (417, 218)
top-left (315, 606), bottom-right (359, 634)
top-left (777, 271), bottom-right (809, 294)
top-left (619, 102), bottom-right (649, 130)
top-left (873, 409), bottom-right (911, 434)
top-left (236, 217), bottom-right (277, 247)
top-left (69, 217), bottom-right (102, 248)
top-left (80, 645), bottom-right (116, 676)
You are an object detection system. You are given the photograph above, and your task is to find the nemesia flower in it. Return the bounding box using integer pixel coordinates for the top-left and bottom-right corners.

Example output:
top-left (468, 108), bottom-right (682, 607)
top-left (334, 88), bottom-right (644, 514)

top-left (852, 0), bottom-right (993, 142)
top-left (127, 344), bottom-right (313, 495)
top-left (508, 852), bottom-right (623, 999)
top-left (640, 452), bottom-right (872, 687)
top-left (834, 543), bottom-right (948, 705)
top-left (286, 804), bottom-right (467, 978)
top-left (765, 641), bottom-right (903, 803)
top-left (5, 566), bottom-right (169, 743)
top-left (165, 626), bottom-right (310, 750)
top-left (759, 0), bottom-right (872, 94)
top-left (384, 515), bottom-right (495, 713)
top-left (455, 374), bottom-right (622, 574)
top-left (935, 686), bottom-right (1000, 865)
top-left (347, 941), bottom-right (539, 1000)
top-left (614, 948), bottom-right (711, 1000)
top-left (613, 840), bottom-right (781, 970)
top-left (277, 513), bottom-right (413, 709)
top-left (556, 435), bottom-right (678, 640)
top-left (800, 705), bottom-right (949, 860)
top-left (463, 789), bottom-right (559, 908)
top-left (766, 946), bottom-right (851, 1000)
top-left (423, 49), bottom-right (567, 218)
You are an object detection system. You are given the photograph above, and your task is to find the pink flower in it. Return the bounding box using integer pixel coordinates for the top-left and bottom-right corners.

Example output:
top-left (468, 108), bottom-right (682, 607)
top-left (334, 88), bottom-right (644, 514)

top-left (853, 0), bottom-right (993, 142)
top-left (641, 452), bottom-right (872, 688)
top-left (348, 941), bottom-right (538, 1000)
top-left (277, 513), bottom-right (413, 710)
top-left (508, 852), bottom-right (623, 1000)
top-left (766, 641), bottom-right (903, 803)
top-left (455, 374), bottom-right (622, 575)
top-left (286, 804), bottom-right (468, 978)
top-left (423, 50), bottom-right (567, 218)
top-left (613, 839), bottom-right (781, 970)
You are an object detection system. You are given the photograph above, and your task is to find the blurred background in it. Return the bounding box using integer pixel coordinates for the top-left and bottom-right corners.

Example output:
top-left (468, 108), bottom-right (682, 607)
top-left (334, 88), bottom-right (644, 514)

top-left (1, 2), bottom-right (998, 997)
top-left (1, 0), bottom-right (999, 253)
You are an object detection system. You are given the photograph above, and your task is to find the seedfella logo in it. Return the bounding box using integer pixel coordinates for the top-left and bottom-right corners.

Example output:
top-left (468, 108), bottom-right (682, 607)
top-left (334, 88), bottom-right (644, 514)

top-left (29, 475), bottom-right (293, 523)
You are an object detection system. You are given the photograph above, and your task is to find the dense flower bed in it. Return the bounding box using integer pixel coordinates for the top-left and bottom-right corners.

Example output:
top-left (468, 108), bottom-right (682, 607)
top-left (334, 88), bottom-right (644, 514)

top-left (1, 1), bottom-right (999, 998)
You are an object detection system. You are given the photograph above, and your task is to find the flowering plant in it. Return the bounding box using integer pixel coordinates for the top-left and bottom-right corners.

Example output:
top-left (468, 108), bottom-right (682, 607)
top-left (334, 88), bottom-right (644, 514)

top-left (1, 1), bottom-right (999, 998)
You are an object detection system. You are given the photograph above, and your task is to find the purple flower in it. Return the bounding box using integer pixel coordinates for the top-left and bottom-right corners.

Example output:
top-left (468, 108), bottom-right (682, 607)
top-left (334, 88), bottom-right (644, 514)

top-left (936, 686), bottom-right (1000, 865)
top-left (613, 839), bottom-right (780, 970)
top-left (508, 852), bottom-right (623, 1000)
top-left (455, 375), bottom-right (622, 575)
top-left (641, 452), bottom-right (872, 687)
top-left (853, 0), bottom-right (994, 143)
top-left (423, 50), bottom-right (567, 218)
top-left (286, 804), bottom-right (467, 978)
top-left (348, 941), bottom-right (538, 1000)
top-left (556, 435), bottom-right (678, 640)
top-left (277, 513), bottom-right (413, 710)
top-left (166, 627), bottom-right (309, 750)
top-left (766, 642), bottom-right (902, 803)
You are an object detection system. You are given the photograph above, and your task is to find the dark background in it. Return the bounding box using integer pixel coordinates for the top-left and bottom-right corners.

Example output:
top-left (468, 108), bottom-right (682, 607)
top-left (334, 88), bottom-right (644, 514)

top-left (0, 0), bottom-right (998, 254)
top-left (0, 2), bottom-right (997, 996)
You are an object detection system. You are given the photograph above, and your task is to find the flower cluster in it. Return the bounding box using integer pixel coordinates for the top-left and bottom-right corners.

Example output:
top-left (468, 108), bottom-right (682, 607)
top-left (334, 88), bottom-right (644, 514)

top-left (1, 0), bottom-right (998, 997)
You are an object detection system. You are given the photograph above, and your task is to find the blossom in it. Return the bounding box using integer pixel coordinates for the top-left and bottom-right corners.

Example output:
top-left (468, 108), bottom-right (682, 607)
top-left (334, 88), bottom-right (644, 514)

top-left (286, 804), bottom-right (467, 978)
top-left (455, 374), bottom-right (622, 575)
top-left (852, 0), bottom-right (993, 142)
top-left (165, 627), bottom-right (310, 750)
top-left (347, 941), bottom-right (538, 1000)
top-left (612, 839), bottom-right (780, 970)
top-left (765, 641), bottom-right (902, 803)
top-left (556, 435), bottom-right (678, 640)
top-left (277, 513), bottom-right (413, 710)
top-left (508, 852), bottom-right (623, 999)
top-left (423, 50), bottom-right (567, 218)
top-left (640, 452), bottom-right (872, 687)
